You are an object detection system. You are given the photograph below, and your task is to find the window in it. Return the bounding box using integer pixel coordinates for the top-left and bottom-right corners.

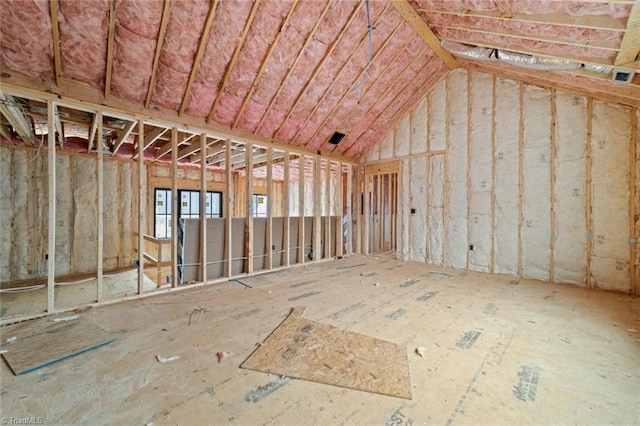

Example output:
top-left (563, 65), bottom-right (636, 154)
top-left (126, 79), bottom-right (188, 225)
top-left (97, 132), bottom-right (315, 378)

top-left (253, 194), bottom-right (268, 218)
top-left (154, 189), bottom-right (222, 238)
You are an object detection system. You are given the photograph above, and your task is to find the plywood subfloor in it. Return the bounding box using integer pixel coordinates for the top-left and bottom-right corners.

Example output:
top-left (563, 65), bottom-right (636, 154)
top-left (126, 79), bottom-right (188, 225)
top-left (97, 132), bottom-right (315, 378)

top-left (1, 317), bottom-right (115, 375)
top-left (241, 307), bottom-right (412, 399)
top-left (1, 254), bottom-right (639, 425)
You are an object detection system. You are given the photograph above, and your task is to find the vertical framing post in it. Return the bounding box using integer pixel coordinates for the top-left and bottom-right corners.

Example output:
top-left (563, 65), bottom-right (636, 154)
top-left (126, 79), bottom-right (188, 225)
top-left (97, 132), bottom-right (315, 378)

top-left (443, 74), bottom-right (450, 265)
top-left (517, 83), bottom-right (524, 278)
top-left (298, 155), bottom-right (305, 264)
top-left (225, 140), bottom-right (233, 277)
top-left (363, 167), bottom-right (370, 254)
top-left (490, 75), bottom-right (497, 273)
top-left (336, 162), bottom-right (344, 257)
top-left (550, 89), bottom-right (557, 283)
top-left (47, 101), bottom-right (57, 313)
top-left (266, 146), bottom-right (273, 270)
top-left (586, 98), bottom-right (593, 288)
top-left (466, 71), bottom-right (472, 270)
top-left (200, 134), bottom-right (208, 283)
top-left (346, 164), bottom-right (353, 254)
top-left (244, 142), bottom-right (254, 274)
top-left (355, 165), bottom-right (362, 254)
top-left (97, 112), bottom-right (104, 302)
top-left (324, 160), bottom-right (331, 259)
top-left (171, 127), bottom-right (178, 287)
top-left (137, 120), bottom-right (145, 294)
top-left (314, 156), bottom-right (322, 260)
top-left (283, 152), bottom-right (291, 266)
top-left (630, 107), bottom-right (637, 295)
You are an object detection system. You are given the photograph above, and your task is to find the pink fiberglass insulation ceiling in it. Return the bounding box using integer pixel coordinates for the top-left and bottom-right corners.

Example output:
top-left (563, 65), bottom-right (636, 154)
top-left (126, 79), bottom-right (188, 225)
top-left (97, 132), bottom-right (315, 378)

top-left (1, 0), bottom-right (638, 161)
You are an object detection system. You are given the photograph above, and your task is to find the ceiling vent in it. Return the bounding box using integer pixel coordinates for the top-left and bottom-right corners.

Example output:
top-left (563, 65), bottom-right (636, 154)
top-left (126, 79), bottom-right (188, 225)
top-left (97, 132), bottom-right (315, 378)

top-left (328, 131), bottom-right (346, 145)
top-left (612, 68), bottom-right (635, 84)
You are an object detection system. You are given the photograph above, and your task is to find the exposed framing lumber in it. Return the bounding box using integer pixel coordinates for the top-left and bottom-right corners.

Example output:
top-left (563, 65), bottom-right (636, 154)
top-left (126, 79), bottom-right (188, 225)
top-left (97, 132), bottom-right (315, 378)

top-left (266, 146), bottom-right (273, 270)
top-left (225, 140), bottom-right (233, 277)
top-left (255, 0), bottom-right (334, 135)
top-left (416, 8), bottom-right (626, 32)
top-left (550, 89), bottom-right (557, 283)
top-left (154, 132), bottom-right (196, 160)
top-left (586, 98), bottom-right (594, 288)
top-left (112, 120), bottom-right (137, 154)
top-left (49, 0), bottom-right (62, 87)
top-left (443, 73), bottom-right (450, 266)
top-left (355, 165), bottom-right (362, 254)
top-left (233, 0), bottom-right (299, 129)
top-left (47, 100), bottom-right (56, 313)
top-left (362, 169), bottom-right (369, 254)
top-left (346, 164), bottom-right (353, 254)
top-left (137, 120), bottom-right (145, 294)
top-left (313, 156), bottom-right (322, 260)
top-left (490, 75), bottom-right (497, 273)
top-left (179, 0), bottom-right (219, 116)
top-left (294, 3), bottom-right (395, 145)
top-left (614, 3), bottom-right (640, 66)
top-left (630, 107), bottom-right (638, 295)
top-left (283, 152), bottom-right (291, 266)
top-left (132, 126), bottom-right (167, 159)
top-left (0, 92), bottom-right (35, 145)
top-left (517, 82), bottom-right (524, 277)
top-left (97, 110), bottom-right (104, 302)
top-left (0, 121), bottom-right (11, 141)
top-left (298, 155), bottom-right (306, 264)
top-left (177, 136), bottom-right (215, 160)
top-left (104, 0), bottom-right (116, 98)
top-left (274, 1), bottom-right (364, 140)
top-left (88, 113), bottom-right (99, 152)
top-left (337, 162), bottom-right (344, 257)
top-left (244, 142), bottom-right (254, 274)
top-left (200, 134), bottom-right (208, 283)
top-left (466, 70), bottom-right (472, 270)
top-left (145, 0), bottom-right (171, 109)
top-left (207, 0), bottom-right (261, 123)
top-left (171, 127), bottom-right (178, 287)
top-left (390, 0), bottom-right (458, 69)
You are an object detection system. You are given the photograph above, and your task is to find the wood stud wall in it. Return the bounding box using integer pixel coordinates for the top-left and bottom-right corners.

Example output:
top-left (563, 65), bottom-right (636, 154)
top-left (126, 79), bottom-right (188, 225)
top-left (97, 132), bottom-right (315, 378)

top-left (366, 68), bottom-right (639, 294)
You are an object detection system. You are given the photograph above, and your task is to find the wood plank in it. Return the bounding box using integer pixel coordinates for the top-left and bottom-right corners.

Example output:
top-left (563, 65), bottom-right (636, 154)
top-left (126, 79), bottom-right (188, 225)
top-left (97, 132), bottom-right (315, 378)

top-left (49, 0), bottom-right (62, 87)
top-left (630, 107), bottom-right (637, 295)
top-left (0, 92), bottom-right (35, 145)
top-left (104, 0), bottom-right (116, 98)
top-left (225, 140), bottom-right (233, 277)
top-left (97, 110), bottom-right (104, 302)
top-left (390, 0), bottom-right (458, 69)
top-left (171, 127), bottom-right (178, 287)
top-left (200, 133), bottom-right (208, 283)
top-left (137, 119), bottom-right (145, 295)
top-left (145, 0), bottom-right (171, 109)
top-left (47, 100), bottom-right (56, 312)
top-left (240, 307), bottom-right (412, 399)
top-left (179, 0), bottom-right (219, 116)
top-left (1, 318), bottom-right (115, 375)
top-left (586, 98), bottom-right (593, 288)
top-left (208, 0), bottom-right (261, 123)
top-left (112, 120), bottom-right (137, 154)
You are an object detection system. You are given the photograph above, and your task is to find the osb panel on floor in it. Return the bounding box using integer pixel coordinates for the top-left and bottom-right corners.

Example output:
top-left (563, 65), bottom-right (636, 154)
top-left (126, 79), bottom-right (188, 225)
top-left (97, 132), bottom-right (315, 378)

top-left (241, 307), bottom-right (412, 399)
top-left (1, 317), bottom-right (115, 375)
top-left (0, 254), bottom-right (639, 425)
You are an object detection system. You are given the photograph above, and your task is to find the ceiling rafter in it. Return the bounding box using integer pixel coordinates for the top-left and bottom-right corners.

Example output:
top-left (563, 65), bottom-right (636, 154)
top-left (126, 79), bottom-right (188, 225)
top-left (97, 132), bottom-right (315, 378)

top-left (296, 8), bottom-right (400, 147)
top-left (177, 136), bottom-right (218, 160)
top-left (207, 0), bottom-right (261, 123)
top-left (305, 23), bottom-right (402, 151)
top-left (112, 120), bottom-right (137, 154)
top-left (132, 126), bottom-right (168, 159)
top-left (337, 48), bottom-right (431, 154)
top-left (254, 0), bottom-right (335, 135)
top-left (87, 113), bottom-right (99, 151)
top-left (179, 0), bottom-right (220, 117)
top-left (615, 2), bottom-right (640, 66)
top-left (390, 0), bottom-right (458, 69)
top-left (416, 8), bottom-right (627, 32)
top-left (145, 0), bottom-right (172, 109)
top-left (273, 1), bottom-right (365, 140)
top-left (191, 139), bottom-right (225, 163)
top-left (322, 42), bottom-right (419, 153)
top-left (49, 0), bottom-right (62, 87)
top-left (104, 0), bottom-right (117, 98)
top-left (444, 24), bottom-right (620, 52)
top-left (154, 132), bottom-right (196, 160)
top-left (233, 0), bottom-right (299, 129)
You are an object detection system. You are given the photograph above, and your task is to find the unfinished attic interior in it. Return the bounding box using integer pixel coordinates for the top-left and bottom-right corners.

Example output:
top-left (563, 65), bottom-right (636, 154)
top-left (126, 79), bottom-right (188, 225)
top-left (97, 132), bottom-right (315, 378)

top-left (1, 0), bottom-right (639, 423)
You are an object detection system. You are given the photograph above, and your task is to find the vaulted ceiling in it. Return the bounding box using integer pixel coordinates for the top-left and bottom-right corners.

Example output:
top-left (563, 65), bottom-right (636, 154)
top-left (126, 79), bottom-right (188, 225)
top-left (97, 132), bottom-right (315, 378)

top-left (1, 0), bottom-right (639, 164)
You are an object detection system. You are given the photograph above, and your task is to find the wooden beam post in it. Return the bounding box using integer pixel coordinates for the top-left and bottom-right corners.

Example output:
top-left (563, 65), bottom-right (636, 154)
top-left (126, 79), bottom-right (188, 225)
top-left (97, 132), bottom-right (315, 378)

top-left (283, 152), bottom-right (291, 266)
top-left (314, 156), bottom-right (322, 260)
top-left (298, 155), bottom-right (306, 264)
top-left (630, 107), bottom-right (638, 295)
top-left (346, 164), bottom-right (353, 255)
top-left (97, 111), bottom-right (104, 302)
top-left (586, 98), bottom-right (594, 288)
top-left (47, 100), bottom-right (56, 313)
top-left (225, 140), bottom-right (233, 277)
top-left (137, 119), bottom-right (145, 294)
top-left (200, 133), bottom-right (208, 283)
top-left (171, 127), bottom-right (178, 287)
top-left (266, 146), bottom-right (273, 270)
top-left (244, 143), bottom-right (254, 274)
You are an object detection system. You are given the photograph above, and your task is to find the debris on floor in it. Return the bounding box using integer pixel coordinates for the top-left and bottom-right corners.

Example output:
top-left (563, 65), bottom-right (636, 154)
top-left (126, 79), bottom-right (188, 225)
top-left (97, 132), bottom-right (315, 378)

top-left (217, 351), bottom-right (232, 363)
top-left (53, 314), bottom-right (80, 322)
top-left (188, 307), bottom-right (207, 325)
top-left (415, 347), bottom-right (427, 358)
top-left (156, 354), bottom-right (180, 363)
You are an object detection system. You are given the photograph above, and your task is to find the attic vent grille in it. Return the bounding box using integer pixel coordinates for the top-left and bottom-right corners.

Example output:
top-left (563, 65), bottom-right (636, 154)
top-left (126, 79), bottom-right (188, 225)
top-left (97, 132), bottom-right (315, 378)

top-left (328, 131), bottom-right (346, 145)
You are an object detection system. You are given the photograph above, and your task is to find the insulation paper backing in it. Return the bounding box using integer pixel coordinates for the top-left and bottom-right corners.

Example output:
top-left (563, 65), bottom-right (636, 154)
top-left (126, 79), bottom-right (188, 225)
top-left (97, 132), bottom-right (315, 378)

top-left (554, 93), bottom-right (587, 284)
top-left (395, 115), bottom-right (410, 157)
top-left (428, 82), bottom-right (446, 152)
top-left (411, 98), bottom-right (427, 155)
top-left (380, 130), bottom-right (394, 160)
top-left (493, 77), bottom-right (520, 275)
top-left (410, 156), bottom-right (427, 262)
top-left (522, 85), bottom-right (551, 281)
top-left (590, 101), bottom-right (631, 291)
top-left (468, 72), bottom-right (493, 272)
top-left (365, 143), bottom-right (380, 163)
top-left (55, 156), bottom-right (72, 276)
top-left (73, 156), bottom-right (98, 273)
top-left (446, 69), bottom-right (469, 269)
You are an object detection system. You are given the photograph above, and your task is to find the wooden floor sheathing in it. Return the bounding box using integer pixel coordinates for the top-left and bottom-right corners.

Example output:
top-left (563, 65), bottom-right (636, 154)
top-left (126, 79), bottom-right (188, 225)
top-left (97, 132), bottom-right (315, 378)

top-left (1, 254), bottom-right (639, 425)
